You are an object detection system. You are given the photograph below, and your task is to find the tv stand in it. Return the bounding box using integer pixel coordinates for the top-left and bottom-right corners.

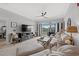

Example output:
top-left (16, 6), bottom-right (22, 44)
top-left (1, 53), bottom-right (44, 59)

top-left (17, 32), bottom-right (33, 41)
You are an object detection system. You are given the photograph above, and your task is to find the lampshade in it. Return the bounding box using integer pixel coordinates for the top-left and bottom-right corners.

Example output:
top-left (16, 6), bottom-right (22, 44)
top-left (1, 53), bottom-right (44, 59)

top-left (67, 26), bottom-right (78, 33)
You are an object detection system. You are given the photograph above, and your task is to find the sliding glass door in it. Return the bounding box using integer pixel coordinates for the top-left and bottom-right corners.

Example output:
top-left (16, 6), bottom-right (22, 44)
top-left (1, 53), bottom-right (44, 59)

top-left (41, 24), bottom-right (50, 36)
top-left (40, 21), bottom-right (65, 36)
top-left (41, 23), bottom-right (56, 36)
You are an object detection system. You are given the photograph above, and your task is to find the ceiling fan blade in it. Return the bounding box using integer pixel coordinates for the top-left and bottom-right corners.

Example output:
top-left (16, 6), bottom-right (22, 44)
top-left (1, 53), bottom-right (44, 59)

top-left (44, 12), bottom-right (47, 15)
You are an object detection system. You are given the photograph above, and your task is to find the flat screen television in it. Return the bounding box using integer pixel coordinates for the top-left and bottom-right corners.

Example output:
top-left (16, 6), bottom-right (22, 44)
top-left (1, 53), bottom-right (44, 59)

top-left (21, 24), bottom-right (28, 32)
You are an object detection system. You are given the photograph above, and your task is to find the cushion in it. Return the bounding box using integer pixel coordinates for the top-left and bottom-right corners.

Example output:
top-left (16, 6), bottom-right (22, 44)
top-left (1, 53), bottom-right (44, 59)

top-left (61, 32), bottom-right (69, 40)
top-left (65, 39), bottom-right (71, 45)
top-left (57, 45), bottom-right (79, 56)
top-left (57, 45), bottom-right (73, 52)
top-left (63, 35), bottom-right (72, 45)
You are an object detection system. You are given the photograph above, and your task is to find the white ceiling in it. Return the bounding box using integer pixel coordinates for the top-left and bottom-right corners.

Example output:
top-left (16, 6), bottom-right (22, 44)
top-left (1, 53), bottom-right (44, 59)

top-left (0, 3), bottom-right (70, 21)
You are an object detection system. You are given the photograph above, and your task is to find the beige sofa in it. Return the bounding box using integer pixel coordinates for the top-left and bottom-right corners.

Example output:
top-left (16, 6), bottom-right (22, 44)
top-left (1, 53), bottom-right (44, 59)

top-left (16, 37), bottom-right (44, 56)
top-left (0, 37), bottom-right (44, 56)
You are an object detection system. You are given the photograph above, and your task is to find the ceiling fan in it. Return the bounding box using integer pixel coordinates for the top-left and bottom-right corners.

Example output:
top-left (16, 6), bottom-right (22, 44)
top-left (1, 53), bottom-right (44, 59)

top-left (41, 12), bottom-right (47, 16)
top-left (36, 11), bottom-right (48, 18)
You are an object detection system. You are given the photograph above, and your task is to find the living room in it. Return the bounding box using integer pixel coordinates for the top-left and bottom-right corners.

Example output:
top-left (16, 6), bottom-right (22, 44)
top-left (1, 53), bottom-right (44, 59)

top-left (0, 3), bottom-right (79, 56)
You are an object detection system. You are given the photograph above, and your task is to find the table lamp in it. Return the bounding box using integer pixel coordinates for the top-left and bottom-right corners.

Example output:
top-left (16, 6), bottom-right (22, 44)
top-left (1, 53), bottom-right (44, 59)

top-left (67, 26), bottom-right (78, 44)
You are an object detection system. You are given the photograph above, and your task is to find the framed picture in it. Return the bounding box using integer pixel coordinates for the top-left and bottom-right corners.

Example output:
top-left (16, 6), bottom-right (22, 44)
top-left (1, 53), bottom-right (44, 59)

top-left (11, 22), bottom-right (17, 28)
